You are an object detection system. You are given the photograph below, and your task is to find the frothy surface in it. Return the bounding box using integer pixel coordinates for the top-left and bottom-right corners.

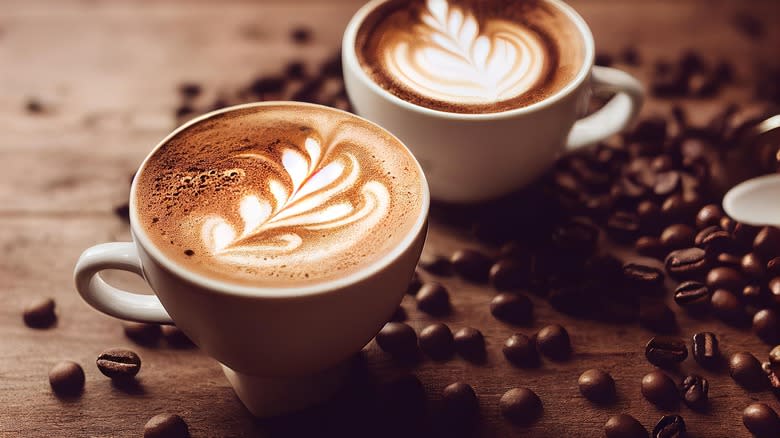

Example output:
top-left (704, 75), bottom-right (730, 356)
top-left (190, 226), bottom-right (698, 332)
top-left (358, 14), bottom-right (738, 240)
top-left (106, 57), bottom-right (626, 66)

top-left (355, 0), bottom-right (586, 114)
top-left (135, 105), bottom-right (424, 288)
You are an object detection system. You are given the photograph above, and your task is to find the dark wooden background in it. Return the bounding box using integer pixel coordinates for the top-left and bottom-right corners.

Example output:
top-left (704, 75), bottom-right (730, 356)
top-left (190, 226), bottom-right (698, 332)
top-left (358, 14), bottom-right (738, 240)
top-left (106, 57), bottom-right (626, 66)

top-left (1, 0), bottom-right (779, 436)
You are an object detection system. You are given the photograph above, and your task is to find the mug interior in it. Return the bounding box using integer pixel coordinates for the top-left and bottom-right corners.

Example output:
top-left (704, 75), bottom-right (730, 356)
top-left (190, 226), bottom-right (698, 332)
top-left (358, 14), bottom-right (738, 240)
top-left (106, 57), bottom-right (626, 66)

top-left (129, 101), bottom-right (430, 299)
top-left (342, 0), bottom-right (596, 120)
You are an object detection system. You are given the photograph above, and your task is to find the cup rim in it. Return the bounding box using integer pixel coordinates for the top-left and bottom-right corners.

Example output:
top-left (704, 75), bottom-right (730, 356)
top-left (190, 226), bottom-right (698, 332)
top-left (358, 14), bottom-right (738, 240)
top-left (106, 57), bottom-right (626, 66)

top-left (129, 101), bottom-right (430, 298)
top-left (342, 0), bottom-right (596, 120)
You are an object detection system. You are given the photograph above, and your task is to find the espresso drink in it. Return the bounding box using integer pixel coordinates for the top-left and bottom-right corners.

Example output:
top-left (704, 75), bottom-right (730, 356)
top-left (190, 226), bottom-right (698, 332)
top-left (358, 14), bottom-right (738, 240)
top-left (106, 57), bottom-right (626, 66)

top-left (135, 104), bottom-right (424, 288)
top-left (355, 0), bottom-right (586, 114)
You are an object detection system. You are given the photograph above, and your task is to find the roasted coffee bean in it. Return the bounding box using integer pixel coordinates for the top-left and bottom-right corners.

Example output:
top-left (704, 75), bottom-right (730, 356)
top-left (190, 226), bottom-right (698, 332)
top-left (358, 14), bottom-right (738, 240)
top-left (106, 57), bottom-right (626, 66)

top-left (665, 248), bottom-right (708, 279)
top-left (595, 52), bottom-right (614, 67)
top-left (376, 322), bottom-right (417, 357)
top-left (578, 369), bottom-right (615, 403)
top-left (654, 172), bottom-right (681, 196)
top-left (490, 293), bottom-right (533, 325)
top-left (450, 249), bottom-right (493, 283)
top-left (692, 332), bottom-right (720, 368)
top-left (416, 283), bottom-right (451, 316)
top-left (419, 323), bottom-right (454, 360)
top-left (284, 61), bottom-right (307, 79)
top-left (49, 361), bottom-right (85, 397)
top-left (770, 277), bottom-right (780, 304)
top-left (23, 297), bottom-right (56, 329)
top-left (770, 345), bottom-right (780, 366)
top-left (161, 325), bottom-right (194, 348)
top-left (441, 382), bottom-right (478, 420)
top-left (607, 211), bottom-right (641, 243)
top-left (407, 271), bottom-right (422, 295)
top-left (742, 284), bottom-right (766, 305)
top-left (733, 222), bottom-right (760, 246)
top-left (641, 370), bottom-right (678, 407)
top-left (763, 361), bottom-right (780, 396)
top-left (652, 414), bottom-right (686, 438)
top-left (535, 324), bottom-right (571, 360)
top-left (552, 219), bottom-right (599, 258)
top-left (741, 253), bottom-right (766, 279)
top-left (391, 306), bottom-right (407, 322)
top-left (113, 203), bottom-right (131, 222)
top-left (706, 267), bottom-right (744, 292)
top-left (742, 403), bottom-right (780, 438)
top-left (696, 204), bottom-right (724, 229)
top-left (754, 227), bottom-right (780, 258)
top-left (650, 155), bottom-right (674, 173)
top-left (122, 322), bottom-right (162, 345)
top-left (623, 263), bottom-right (665, 295)
top-left (453, 327), bottom-right (485, 361)
top-left (605, 414), bottom-right (648, 438)
top-left (700, 229), bottom-right (736, 255)
top-left (96, 348), bottom-right (141, 379)
top-left (753, 309), bottom-right (780, 344)
top-left (729, 352), bottom-right (768, 389)
top-left (679, 374), bottom-right (708, 409)
top-left (711, 289), bottom-right (745, 324)
top-left (503, 333), bottom-right (539, 367)
top-left (637, 200), bottom-right (663, 233)
top-left (247, 76), bottom-right (286, 96)
top-left (290, 27), bottom-right (312, 44)
top-left (660, 194), bottom-right (693, 223)
top-left (418, 253), bottom-right (452, 276)
top-left (717, 252), bottom-right (742, 269)
top-left (635, 236), bottom-right (667, 260)
top-left (631, 116), bottom-right (666, 144)
top-left (144, 413), bottom-right (189, 438)
top-left (639, 303), bottom-right (676, 333)
top-left (673, 281), bottom-right (710, 307)
top-left (660, 224), bottom-right (695, 250)
top-left (694, 225), bottom-right (719, 247)
top-left (178, 83), bottom-right (201, 99)
top-left (499, 388), bottom-right (542, 425)
top-left (767, 257), bottom-right (780, 276)
top-left (645, 336), bottom-right (688, 367)
top-left (489, 259), bottom-right (528, 291)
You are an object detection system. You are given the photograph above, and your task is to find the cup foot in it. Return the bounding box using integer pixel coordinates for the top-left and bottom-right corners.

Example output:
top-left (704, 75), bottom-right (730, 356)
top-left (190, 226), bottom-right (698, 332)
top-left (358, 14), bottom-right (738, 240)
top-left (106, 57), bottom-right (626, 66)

top-left (221, 361), bottom-right (351, 418)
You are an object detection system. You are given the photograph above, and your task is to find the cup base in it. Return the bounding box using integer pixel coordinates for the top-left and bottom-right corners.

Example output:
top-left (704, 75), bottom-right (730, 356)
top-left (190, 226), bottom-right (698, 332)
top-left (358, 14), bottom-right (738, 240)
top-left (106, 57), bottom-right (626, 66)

top-left (221, 361), bottom-right (351, 418)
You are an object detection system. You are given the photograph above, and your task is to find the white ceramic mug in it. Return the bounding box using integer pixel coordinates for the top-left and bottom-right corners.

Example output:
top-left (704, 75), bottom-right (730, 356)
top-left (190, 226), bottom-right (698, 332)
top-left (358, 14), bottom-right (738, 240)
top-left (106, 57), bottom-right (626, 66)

top-left (73, 102), bottom-right (430, 417)
top-left (342, 0), bottom-right (644, 203)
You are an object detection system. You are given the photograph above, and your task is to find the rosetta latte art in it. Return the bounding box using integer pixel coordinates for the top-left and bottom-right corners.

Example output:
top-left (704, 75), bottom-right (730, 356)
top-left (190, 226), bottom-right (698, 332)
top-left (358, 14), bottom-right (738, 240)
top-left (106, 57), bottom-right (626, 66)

top-left (382, 0), bottom-right (548, 105)
top-left (199, 136), bottom-right (390, 267)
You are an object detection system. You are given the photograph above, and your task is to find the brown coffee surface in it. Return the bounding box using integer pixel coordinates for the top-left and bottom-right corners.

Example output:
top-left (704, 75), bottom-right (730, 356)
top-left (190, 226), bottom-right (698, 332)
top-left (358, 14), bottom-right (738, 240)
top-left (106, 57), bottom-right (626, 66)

top-left (135, 104), bottom-right (424, 288)
top-left (355, 0), bottom-right (586, 114)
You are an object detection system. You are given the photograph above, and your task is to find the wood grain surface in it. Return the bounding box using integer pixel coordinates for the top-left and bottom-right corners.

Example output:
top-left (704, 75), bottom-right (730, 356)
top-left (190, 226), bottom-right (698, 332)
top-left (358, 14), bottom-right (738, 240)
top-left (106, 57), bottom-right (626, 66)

top-left (1, 0), bottom-right (779, 436)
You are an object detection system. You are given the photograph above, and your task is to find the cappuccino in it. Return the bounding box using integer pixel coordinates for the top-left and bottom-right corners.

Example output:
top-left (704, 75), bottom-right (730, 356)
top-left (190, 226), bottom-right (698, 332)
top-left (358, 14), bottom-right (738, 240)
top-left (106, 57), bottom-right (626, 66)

top-left (134, 104), bottom-right (424, 288)
top-left (355, 0), bottom-right (586, 114)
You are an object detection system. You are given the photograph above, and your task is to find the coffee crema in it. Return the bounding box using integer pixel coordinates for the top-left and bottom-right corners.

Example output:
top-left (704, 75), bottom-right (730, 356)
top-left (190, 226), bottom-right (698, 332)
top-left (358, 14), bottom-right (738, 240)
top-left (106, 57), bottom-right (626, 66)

top-left (135, 105), bottom-right (424, 288)
top-left (355, 0), bottom-right (586, 114)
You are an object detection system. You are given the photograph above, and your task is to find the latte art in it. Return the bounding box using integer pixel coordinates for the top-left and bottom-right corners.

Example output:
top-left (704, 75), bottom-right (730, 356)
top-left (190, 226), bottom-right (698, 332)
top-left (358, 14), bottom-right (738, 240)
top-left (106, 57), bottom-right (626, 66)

top-left (383, 0), bottom-right (548, 105)
top-left (355, 0), bottom-right (587, 114)
top-left (135, 105), bottom-right (424, 287)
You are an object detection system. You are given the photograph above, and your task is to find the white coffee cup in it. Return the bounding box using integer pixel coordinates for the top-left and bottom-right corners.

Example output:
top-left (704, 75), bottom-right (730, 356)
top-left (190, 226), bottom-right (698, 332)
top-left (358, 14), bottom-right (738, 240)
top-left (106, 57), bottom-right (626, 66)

top-left (342, 0), bottom-right (644, 203)
top-left (73, 102), bottom-right (430, 417)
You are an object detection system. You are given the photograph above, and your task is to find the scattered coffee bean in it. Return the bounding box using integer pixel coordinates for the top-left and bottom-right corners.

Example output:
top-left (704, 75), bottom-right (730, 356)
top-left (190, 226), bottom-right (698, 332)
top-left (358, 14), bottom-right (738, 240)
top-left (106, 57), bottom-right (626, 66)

top-left (503, 333), bottom-right (539, 367)
top-left (673, 281), bottom-right (710, 308)
top-left (578, 369), bottom-right (615, 403)
top-left (499, 388), bottom-right (542, 425)
top-left (770, 277), bottom-right (780, 303)
top-left (416, 283), bottom-right (451, 316)
top-left (645, 336), bottom-right (687, 368)
top-left (450, 249), bottom-right (493, 283)
top-left (635, 236), bottom-right (667, 259)
top-left (711, 289), bottom-right (745, 324)
top-left (694, 226), bottom-right (720, 247)
top-left (753, 309), bottom-right (780, 344)
top-left (551, 219), bottom-right (599, 258)
top-left (770, 345), bottom-right (780, 366)
top-left (23, 297), bottom-right (56, 329)
top-left (25, 98), bottom-right (45, 114)
top-left (122, 322), bottom-right (162, 345)
top-left (453, 327), bottom-right (485, 361)
top-left (605, 414), bottom-right (648, 438)
top-left (391, 306), bottom-right (407, 322)
top-left (640, 302), bottom-right (676, 333)
top-left (290, 27), bottom-right (312, 44)
top-left (490, 293), bottom-right (533, 325)
top-left (535, 324), bottom-right (571, 360)
top-left (665, 248), bottom-right (708, 279)
top-left (489, 259), bottom-right (528, 291)
top-left (407, 271), bottom-right (422, 295)
top-left (623, 263), bottom-right (665, 294)
top-left (754, 227), bottom-right (780, 258)
top-left (376, 322), bottom-right (417, 357)
top-left (729, 352), bottom-right (767, 389)
top-left (96, 348), bottom-right (141, 380)
top-left (742, 252), bottom-right (767, 279)
top-left (113, 202), bottom-right (130, 222)
top-left (441, 382), bottom-right (478, 424)
top-left (641, 370), bottom-right (678, 407)
top-left (284, 61), bottom-right (307, 79)
top-left (595, 52), bottom-right (614, 67)
top-left (161, 325), bottom-right (194, 348)
top-left (692, 332), bottom-right (720, 368)
top-left (607, 211), bottom-right (641, 243)
top-left (742, 403), bottom-right (780, 438)
top-left (700, 229), bottom-right (736, 255)
top-left (652, 415), bottom-right (685, 438)
top-left (144, 413), bottom-right (189, 438)
top-left (679, 374), bottom-right (708, 410)
top-left (178, 83), bottom-right (201, 99)
top-left (717, 252), bottom-right (742, 269)
top-left (767, 257), bottom-right (780, 276)
top-left (419, 323), bottom-right (454, 360)
top-left (696, 204), bottom-right (724, 229)
top-left (660, 224), bottom-right (694, 250)
top-left (49, 361), bottom-right (85, 397)
top-left (763, 361), bottom-right (780, 396)
top-left (418, 253), bottom-right (452, 276)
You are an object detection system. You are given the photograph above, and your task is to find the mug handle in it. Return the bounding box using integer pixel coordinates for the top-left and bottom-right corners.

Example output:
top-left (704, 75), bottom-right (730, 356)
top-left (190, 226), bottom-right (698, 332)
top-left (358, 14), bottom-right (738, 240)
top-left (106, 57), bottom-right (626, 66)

top-left (566, 66), bottom-right (645, 151)
top-left (74, 242), bottom-right (173, 324)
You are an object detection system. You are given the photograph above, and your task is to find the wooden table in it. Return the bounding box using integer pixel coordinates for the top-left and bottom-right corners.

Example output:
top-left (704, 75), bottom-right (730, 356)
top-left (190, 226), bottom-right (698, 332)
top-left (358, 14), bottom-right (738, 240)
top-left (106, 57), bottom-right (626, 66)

top-left (2, 0), bottom-right (779, 436)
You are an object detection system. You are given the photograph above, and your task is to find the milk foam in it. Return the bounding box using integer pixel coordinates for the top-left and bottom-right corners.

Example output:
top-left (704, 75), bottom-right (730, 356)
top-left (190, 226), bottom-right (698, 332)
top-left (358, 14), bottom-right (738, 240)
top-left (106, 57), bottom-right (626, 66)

top-left (383, 0), bottom-right (548, 105)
